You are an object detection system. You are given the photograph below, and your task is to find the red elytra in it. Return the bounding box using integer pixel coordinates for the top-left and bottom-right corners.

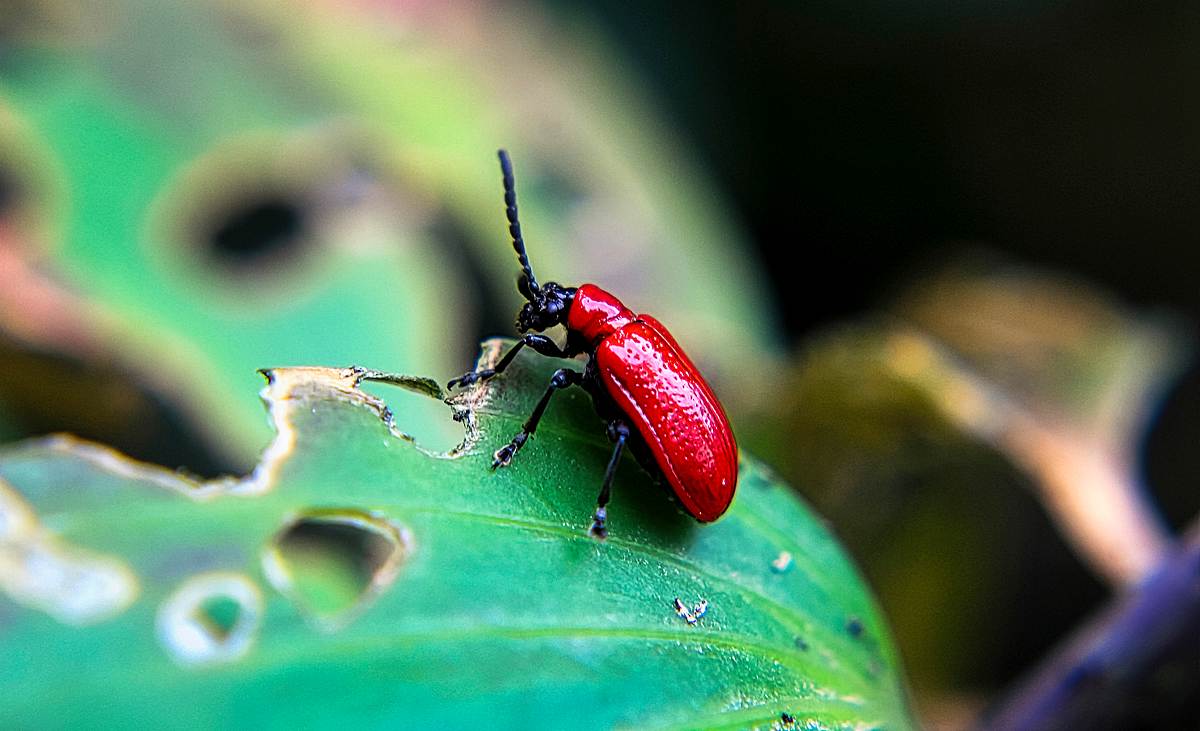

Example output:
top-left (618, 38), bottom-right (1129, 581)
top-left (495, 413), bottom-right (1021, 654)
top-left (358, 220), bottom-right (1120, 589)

top-left (448, 150), bottom-right (738, 537)
top-left (570, 284), bottom-right (738, 522)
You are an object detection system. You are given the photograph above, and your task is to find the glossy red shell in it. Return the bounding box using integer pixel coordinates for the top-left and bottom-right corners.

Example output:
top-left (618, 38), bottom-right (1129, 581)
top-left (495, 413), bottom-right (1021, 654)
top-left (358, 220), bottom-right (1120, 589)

top-left (567, 284), bottom-right (635, 347)
top-left (569, 284), bottom-right (738, 522)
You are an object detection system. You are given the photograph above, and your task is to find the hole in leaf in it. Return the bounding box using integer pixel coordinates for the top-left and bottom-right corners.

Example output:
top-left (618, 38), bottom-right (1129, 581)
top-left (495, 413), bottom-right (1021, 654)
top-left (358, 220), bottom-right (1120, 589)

top-left (156, 573), bottom-right (262, 666)
top-left (359, 379), bottom-right (463, 453)
top-left (263, 510), bottom-right (408, 631)
top-left (0, 165), bottom-right (19, 220)
top-left (153, 134), bottom-right (323, 289)
top-left (0, 104), bottom-right (61, 243)
top-left (207, 196), bottom-right (307, 265)
top-left (0, 333), bottom-right (243, 476)
top-left (197, 594), bottom-right (242, 640)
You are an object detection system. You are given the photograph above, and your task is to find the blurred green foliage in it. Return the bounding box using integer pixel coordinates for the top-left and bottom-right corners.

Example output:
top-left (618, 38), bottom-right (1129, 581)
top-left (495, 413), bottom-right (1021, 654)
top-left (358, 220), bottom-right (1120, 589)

top-left (0, 0), bottom-right (775, 470)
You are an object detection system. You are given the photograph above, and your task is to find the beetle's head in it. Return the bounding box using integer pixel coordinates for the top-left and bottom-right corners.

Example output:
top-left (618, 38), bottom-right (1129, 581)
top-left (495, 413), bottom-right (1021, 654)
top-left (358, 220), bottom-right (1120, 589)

top-left (495, 150), bottom-right (576, 333)
top-left (516, 279), bottom-right (575, 333)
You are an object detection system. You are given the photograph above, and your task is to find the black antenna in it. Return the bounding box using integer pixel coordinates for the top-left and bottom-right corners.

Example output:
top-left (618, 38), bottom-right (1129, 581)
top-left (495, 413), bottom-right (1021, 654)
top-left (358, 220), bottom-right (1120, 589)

top-left (499, 149), bottom-right (539, 300)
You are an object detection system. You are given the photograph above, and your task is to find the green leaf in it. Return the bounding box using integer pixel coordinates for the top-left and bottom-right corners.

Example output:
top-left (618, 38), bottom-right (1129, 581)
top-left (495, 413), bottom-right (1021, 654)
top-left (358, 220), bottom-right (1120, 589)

top-left (0, 342), bottom-right (911, 730)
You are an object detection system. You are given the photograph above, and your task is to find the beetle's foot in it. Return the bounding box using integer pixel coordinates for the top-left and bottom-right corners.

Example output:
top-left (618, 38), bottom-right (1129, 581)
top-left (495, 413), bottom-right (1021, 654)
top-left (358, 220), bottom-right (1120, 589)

top-left (448, 368), bottom-right (495, 390)
top-left (491, 445), bottom-right (514, 468)
top-left (491, 433), bottom-right (528, 469)
top-left (589, 507), bottom-right (608, 540)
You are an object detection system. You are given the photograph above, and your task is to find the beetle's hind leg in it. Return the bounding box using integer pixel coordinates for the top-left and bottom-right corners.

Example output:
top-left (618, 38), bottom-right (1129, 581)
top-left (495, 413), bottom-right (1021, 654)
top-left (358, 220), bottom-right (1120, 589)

top-left (589, 420), bottom-right (630, 540)
top-left (492, 367), bottom-right (582, 468)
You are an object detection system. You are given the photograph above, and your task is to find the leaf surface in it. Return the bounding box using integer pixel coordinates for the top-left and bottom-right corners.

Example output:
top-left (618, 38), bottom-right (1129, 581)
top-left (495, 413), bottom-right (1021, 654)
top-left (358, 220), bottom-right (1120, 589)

top-left (0, 342), bottom-right (910, 730)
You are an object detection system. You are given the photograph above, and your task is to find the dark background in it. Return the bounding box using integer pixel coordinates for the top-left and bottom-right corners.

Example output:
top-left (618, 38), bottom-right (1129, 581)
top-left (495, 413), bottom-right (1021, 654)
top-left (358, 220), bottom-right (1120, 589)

top-left (576, 0), bottom-right (1199, 329)
top-left (568, 0), bottom-right (1200, 717)
top-left (570, 0), bottom-right (1200, 524)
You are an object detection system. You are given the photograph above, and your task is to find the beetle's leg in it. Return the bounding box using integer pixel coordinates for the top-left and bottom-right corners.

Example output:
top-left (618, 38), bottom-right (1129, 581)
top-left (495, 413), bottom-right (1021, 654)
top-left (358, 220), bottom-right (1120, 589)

top-left (491, 367), bottom-right (582, 469)
top-left (589, 420), bottom-right (630, 540)
top-left (447, 335), bottom-right (573, 389)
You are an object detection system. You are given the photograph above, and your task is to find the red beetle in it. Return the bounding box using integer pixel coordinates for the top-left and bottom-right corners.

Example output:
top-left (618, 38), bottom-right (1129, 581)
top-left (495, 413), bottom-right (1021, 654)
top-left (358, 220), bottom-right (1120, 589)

top-left (449, 150), bottom-right (738, 537)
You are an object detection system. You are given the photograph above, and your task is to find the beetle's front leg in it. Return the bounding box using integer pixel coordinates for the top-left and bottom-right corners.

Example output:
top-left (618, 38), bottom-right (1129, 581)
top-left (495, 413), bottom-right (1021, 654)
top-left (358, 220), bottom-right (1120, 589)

top-left (492, 367), bottom-right (582, 468)
top-left (447, 335), bottom-right (573, 389)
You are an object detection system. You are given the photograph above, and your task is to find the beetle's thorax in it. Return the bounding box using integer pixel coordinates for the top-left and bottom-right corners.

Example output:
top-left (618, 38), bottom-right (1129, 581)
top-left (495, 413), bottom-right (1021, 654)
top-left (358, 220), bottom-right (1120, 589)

top-left (567, 283), bottom-right (635, 348)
